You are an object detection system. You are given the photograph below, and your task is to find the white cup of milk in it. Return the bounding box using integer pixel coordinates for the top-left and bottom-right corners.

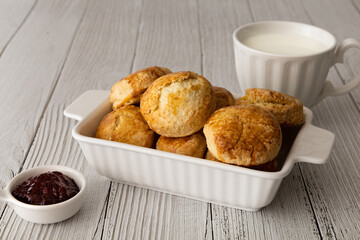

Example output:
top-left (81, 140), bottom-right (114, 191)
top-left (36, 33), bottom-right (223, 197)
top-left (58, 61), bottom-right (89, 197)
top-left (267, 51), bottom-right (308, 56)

top-left (233, 21), bottom-right (360, 107)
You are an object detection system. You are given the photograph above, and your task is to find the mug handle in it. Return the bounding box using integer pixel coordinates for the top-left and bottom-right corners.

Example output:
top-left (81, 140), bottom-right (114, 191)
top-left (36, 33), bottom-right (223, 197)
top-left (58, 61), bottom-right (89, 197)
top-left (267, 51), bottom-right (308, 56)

top-left (313, 38), bottom-right (360, 105)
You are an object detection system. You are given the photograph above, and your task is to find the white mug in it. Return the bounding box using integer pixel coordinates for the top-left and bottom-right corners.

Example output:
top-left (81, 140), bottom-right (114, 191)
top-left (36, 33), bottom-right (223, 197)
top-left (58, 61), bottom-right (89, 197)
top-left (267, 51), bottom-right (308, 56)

top-left (233, 21), bottom-right (360, 107)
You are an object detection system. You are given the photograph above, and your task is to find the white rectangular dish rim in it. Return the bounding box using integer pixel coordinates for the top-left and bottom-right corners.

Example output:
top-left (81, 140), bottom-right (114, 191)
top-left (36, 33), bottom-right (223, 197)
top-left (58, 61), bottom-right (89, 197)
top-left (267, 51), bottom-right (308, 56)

top-left (64, 90), bottom-right (335, 210)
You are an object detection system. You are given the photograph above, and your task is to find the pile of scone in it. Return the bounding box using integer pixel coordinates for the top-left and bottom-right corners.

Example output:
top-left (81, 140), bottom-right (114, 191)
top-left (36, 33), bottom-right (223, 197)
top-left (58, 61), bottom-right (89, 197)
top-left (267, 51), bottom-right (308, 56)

top-left (95, 66), bottom-right (305, 172)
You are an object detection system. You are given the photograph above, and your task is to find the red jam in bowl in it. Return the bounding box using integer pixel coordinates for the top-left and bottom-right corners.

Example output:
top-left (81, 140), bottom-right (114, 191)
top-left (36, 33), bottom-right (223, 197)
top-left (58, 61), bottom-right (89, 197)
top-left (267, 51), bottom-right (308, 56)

top-left (12, 171), bottom-right (80, 205)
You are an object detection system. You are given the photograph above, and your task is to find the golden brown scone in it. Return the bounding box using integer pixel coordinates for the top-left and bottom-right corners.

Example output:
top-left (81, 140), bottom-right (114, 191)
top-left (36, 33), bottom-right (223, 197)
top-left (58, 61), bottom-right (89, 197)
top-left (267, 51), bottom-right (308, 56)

top-left (250, 159), bottom-right (278, 172)
top-left (95, 105), bottom-right (155, 147)
top-left (236, 88), bottom-right (305, 127)
top-left (140, 71), bottom-right (216, 137)
top-left (205, 150), bottom-right (278, 171)
top-left (213, 86), bottom-right (235, 109)
top-left (156, 131), bottom-right (207, 158)
top-left (110, 66), bottom-right (171, 109)
top-left (205, 150), bottom-right (220, 161)
top-left (203, 105), bottom-right (282, 166)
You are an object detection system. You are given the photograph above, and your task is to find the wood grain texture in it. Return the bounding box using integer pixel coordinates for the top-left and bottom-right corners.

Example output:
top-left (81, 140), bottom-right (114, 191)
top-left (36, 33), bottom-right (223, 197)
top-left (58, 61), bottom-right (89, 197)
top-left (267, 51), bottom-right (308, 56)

top-left (0, 105), bottom-right (100, 240)
top-left (0, 0), bottom-right (87, 230)
top-left (301, 0), bottom-right (360, 108)
top-left (199, 0), bottom-right (321, 239)
top-left (101, 0), bottom-right (208, 239)
top-left (0, 0), bottom-right (141, 239)
top-left (0, 0), bottom-right (360, 239)
top-left (103, 184), bottom-right (208, 240)
top-left (300, 0), bottom-right (360, 235)
top-left (303, 87), bottom-right (360, 239)
top-left (0, 0), bottom-right (35, 54)
top-left (250, 0), bottom-right (360, 238)
top-left (209, 167), bottom-right (322, 239)
top-left (198, 0), bottom-right (252, 92)
top-left (132, 0), bottom-right (202, 73)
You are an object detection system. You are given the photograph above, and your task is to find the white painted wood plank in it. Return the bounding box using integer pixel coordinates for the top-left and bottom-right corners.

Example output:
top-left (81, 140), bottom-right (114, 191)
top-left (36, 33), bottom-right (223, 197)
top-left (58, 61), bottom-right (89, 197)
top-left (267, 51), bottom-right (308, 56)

top-left (0, 0), bottom-right (358, 239)
top-left (300, 2), bottom-right (360, 234)
top-left (0, 0), bottom-right (143, 239)
top-left (1, 104), bottom-right (112, 240)
top-left (249, 0), bottom-right (360, 238)
top-left (0, 0), bottom-right (35, 53)
top-left (102, 0), bottom-right (208, 239)
top-left (198, 0), bottom-right (252, 93)
top-left (132, 0), bottom-right (202, 73)
top-left (199, 0), bottom-right (321, 239)
top-left (204, 204), bottom-right (213, 240)
top-left (104, 184), bottom-right (208, 240)
top-left (0, 0), bottom-right (87, 230)
top-left (211, 167), bottom-right (323, 239)
top-left (303, 92), bottom-right (360, 240)
top-left (301, 0), bottom-right (360, 108)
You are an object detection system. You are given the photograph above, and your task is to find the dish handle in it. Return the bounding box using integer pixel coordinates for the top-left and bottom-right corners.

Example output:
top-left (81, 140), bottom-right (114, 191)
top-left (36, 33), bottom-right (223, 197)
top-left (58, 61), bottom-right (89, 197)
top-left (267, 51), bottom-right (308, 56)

top-left (64, 90), bottom-right (109, 121)
top-left (289, 124), bottom-right (335, 164)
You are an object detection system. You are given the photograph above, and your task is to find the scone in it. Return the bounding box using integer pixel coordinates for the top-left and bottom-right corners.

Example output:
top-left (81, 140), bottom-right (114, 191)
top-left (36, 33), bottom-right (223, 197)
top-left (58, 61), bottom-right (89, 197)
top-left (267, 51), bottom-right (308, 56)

top-left (236, 88), bottom-right (305, 127)
top-left (250, 159), bottom-right (278, 172)
top-left (203, 105), bottom-right (282, 166)
top-left (156, 131), bottom-right (207, 158)
top-left (205, 150), bottom-right (278, 171)
top-left (110, 66), bottom-right (171, 109)
top-left (213, 86), bottom-right (235, 109)
top-left (95, 105), bottom-right (155, 147)
top-left (140, 71), bottom-right (216, 137)
top-left (205, 150), bottom-right (219, 161)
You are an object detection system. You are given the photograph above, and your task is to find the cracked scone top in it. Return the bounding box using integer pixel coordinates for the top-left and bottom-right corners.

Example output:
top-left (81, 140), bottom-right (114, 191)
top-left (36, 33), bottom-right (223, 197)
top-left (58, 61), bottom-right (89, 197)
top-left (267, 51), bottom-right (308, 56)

top-left (203, 105), bottom-right (282, 166)
top-left (156, 131), bottom-right (207, 158)
top-left (205, 150), bottom-right (278, 171)
top-left (140, 71), bottom-right (216, 137)
top-left (236, 88), bottom-right (305, 127)
top-left (212, 86), bottom-right (236, 110)
top-left (110, 66), bottom-right (171, 109)
top-left (95, 105), bottom-right (155, 147)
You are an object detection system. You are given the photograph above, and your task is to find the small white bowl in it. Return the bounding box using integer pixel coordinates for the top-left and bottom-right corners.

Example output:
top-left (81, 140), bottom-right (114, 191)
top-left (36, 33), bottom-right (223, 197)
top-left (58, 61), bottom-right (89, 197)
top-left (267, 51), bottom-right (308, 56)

top-left (0, 165), bottom-right (86, 224)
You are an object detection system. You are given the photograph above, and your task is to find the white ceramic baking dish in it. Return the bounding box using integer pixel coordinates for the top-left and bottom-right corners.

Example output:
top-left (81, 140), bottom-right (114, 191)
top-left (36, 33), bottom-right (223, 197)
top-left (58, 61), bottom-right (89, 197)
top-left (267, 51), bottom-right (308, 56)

top-left (64, 90), bottom-right (335, 211)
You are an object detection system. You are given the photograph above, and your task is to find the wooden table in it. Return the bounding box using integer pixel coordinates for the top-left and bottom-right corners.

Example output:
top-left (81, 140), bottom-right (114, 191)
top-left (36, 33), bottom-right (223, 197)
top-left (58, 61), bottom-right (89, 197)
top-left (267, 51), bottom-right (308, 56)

top-left (1, 0), bottom-right (360, 239)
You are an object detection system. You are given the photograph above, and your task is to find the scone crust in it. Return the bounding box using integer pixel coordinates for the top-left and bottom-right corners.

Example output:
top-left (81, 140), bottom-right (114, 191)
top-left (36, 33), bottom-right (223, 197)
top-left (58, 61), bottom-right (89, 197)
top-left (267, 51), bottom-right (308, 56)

top-left (213, 86), bottom-right (235, 110)
top-left (205, 150), bottom-right (278, 171)
top-left (156, 131), bottom-right (207, 158)
top-left (236, 88), bottom-right (305, 127)
top-left (110, 66), bottom-right (171, 109)
top-left (140, 71), bottom-right (216, 137)
top-left (203, 105), bottom-right (282, 166)
top-left (95, 105), bottom-right (155, 147)
top-left (205, 150), bottom-right (219, 161)
top-left (250, 159), bottom-right (278, 172)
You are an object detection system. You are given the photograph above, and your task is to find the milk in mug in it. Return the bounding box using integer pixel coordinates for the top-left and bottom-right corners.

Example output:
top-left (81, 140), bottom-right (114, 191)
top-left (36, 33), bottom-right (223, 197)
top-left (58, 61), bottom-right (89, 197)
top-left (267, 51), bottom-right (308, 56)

top-left (242, 33), bottom-right (327, 55)
top-left (233, 21), bottom-right (360, 107)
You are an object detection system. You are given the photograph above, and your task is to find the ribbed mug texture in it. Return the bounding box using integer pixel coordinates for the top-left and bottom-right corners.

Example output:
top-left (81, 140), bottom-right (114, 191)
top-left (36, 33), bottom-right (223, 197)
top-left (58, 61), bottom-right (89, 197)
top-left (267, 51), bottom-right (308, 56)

top-left (234, 41), bottom-right (334, 107)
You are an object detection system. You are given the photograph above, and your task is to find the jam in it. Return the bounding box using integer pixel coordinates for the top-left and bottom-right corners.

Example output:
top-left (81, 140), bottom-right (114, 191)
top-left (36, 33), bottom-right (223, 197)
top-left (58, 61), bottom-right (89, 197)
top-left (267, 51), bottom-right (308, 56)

top-left (12, 171), bottom-right (80, 205)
